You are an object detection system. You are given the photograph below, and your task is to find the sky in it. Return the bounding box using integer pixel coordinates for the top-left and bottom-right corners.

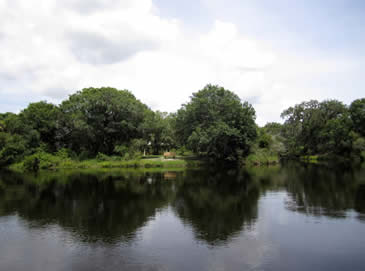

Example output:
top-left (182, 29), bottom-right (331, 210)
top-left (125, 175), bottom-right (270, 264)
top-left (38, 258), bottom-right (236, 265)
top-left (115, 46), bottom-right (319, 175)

top-left (0, 0), bottom-right (364, 125)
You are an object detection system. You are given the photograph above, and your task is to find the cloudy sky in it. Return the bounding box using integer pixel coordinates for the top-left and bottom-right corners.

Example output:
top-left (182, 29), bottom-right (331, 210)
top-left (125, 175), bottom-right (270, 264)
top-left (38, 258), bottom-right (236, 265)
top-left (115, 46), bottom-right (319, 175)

top-left (0, 0), bottom-right (364, 125)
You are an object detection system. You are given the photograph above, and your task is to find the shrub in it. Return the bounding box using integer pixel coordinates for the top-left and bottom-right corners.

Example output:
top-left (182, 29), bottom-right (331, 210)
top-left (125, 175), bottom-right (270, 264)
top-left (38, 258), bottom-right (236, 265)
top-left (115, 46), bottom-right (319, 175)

top-left (23, 155), bottom-right (40, 171)
top-left (22, 151), bottom-right (67, 171)
top-left (114, 145), bottom-right (129, 156)
top-left (78, 150), bottom-right (93, 161)
top-left (96, 152), bottom-right (111, 161)
top-left (55, 148), bottom-right (70, 159)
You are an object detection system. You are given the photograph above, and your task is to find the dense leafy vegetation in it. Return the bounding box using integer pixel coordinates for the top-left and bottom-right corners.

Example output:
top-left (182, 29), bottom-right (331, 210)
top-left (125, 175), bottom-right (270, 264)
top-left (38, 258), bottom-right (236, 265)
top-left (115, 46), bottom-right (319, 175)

top-left (279, 99), bottom-right (365, 161)
top-left (0, 85), bottom-right (364, 169)
top-left (175, 85), bottom-right (257, 161)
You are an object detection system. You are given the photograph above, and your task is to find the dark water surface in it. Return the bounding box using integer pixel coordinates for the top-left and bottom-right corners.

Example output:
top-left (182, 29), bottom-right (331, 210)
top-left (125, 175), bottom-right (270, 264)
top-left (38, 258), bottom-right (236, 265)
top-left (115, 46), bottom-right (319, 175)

top-left (0, 163), bottom-right (365, 271)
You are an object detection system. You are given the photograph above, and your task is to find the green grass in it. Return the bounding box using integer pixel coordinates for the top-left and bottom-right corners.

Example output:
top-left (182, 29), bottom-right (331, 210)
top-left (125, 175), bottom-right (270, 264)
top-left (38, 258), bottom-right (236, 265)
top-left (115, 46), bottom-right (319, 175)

top-left (300, 155), bottom-right (319, 163)
top-left (244, 149), bottom-right (279, 166)
top-left (10, 154), bottom-right (203, 172)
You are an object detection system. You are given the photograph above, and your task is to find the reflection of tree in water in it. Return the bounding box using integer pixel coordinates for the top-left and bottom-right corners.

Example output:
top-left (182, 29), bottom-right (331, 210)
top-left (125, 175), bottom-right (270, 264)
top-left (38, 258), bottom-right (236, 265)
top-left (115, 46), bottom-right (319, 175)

top-left (172, 169), bottom-right (260, 246)
top-left (355, 184), bottom-right (365, 221)
top-left (1, 163), bottom-right (364, 246)
top-left (284, 163), bottom-right (365, 220)
top-left (0, 170), bottom-right (173, 244)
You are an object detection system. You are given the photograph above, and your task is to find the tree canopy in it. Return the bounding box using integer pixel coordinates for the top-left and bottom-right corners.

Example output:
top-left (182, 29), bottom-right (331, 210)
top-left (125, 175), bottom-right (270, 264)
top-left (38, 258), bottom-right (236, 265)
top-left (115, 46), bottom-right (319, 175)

top-left (0, 85), bottom-right (364, 167)
top-left (176, 84), bottom-right (257, 161)
top-left (58, 87), bottom-right (149, 155)
top-left (280, 99), bottom-right (357, 157)
top-left (350, 98), bottom-right (365, 136)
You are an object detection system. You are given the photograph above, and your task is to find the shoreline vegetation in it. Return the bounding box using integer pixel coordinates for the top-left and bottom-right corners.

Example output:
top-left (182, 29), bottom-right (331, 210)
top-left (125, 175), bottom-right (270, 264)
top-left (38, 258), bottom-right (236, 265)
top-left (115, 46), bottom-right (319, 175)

top-left (1, 85), bottom-right (364, 172)
top-left (9, 154), bottom-right (203, 171)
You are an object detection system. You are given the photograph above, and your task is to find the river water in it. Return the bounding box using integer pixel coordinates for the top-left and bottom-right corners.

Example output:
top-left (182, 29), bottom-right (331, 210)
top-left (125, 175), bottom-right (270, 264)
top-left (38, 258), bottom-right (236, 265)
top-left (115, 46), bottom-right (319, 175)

top-left (0, 163), bottom-right (364, 271)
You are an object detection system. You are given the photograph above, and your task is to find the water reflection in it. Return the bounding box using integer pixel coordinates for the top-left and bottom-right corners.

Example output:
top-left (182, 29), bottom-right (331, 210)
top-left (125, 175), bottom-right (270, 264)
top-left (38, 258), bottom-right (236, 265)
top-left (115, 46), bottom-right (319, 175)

top-left (172, 169), bottom-right (259, 245)
top-left (0, 170), bottom-right (173, 243)
top-left (1, 164), bottom-right (365, 271)
top-left (0, 163), bottom-right (364, 245)
top-left (282, 163), bottom-right (365, 220)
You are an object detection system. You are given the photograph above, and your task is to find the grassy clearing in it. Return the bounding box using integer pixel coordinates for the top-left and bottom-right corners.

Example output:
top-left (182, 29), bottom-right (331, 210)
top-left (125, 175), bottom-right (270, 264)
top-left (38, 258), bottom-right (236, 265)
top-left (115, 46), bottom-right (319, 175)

top-left (244, 149), bottom-right (279, 166)
top-left (10, 153), bottom-right (202, 172)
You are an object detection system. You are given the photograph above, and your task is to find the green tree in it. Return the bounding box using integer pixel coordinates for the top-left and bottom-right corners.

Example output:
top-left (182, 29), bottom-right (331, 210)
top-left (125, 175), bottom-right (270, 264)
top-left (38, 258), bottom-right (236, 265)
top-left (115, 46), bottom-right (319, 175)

top-left (281, 99), bottom-right (352, 156)
top-left (176, 84), bottom-right (257, 161)
top-left (19, 101), bottom-right (60, 151)
top-left (139, 111), bottom-right (177, 154)
top-left (349, 98), bottom-right (365, 136)
top-left (0, 112), bottom-right (40, 153)
top-left (0, 132), bottom-right (26, 166)
top-left (263, 122), bottom-right (283, 135)
top-left (58, 87), bottom-right (149, 155)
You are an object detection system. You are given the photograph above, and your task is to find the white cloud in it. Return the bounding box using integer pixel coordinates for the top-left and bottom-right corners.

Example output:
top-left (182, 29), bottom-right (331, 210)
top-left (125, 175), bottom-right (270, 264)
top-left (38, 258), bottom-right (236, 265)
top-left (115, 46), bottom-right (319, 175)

top-left (0, 0), bottom-right (360, 125)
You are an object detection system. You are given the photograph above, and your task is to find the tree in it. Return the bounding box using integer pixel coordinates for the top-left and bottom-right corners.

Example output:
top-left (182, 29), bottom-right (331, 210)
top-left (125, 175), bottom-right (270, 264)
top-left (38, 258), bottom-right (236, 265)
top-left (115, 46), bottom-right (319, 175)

top-left (349, 98), bottom-right (365, 136)
top-left (176, 84), bottom-right (257, 161)
top-left (0, 132), bottom-right (26, 166)
top-left (58, 87), bottom-right (149, 155)
top-left (281, 99), bottom-right (352, 156)
top-left (263, 122), bottom-right (283, 135)
top-left (19, 101), bottom-right (60, 151)
top-left (0, 112), bottom-right (40, 153)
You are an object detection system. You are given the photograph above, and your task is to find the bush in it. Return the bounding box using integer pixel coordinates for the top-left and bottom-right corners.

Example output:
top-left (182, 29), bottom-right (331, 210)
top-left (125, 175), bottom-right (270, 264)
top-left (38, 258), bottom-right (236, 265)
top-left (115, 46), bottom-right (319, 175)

top-left (21, 151), bottom-right (67, 171)
top-left (23, 155), bottom-right (40, 171)
top-left (55, 148), bottom-right (70, 159)
top-left (114, 145), bottom-right (129, 156)
top-left (258, 133), bottom-right (272, 149)
top-left (114, 143), bottom-right (143, 161)
top-left (245, 149), bottom-right (279, 166)
top-left (176, 146), bottom-right (186, 156)
top-left (96, 152), bottom-right (111, 161)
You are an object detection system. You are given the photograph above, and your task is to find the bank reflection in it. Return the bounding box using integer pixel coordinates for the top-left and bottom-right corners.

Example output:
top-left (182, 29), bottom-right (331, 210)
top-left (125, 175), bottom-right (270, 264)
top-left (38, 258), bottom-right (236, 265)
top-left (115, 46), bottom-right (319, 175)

top-left (0, 162), bottom-right (364, 248)
top-left (0, 170), bottom-right (173, 243)
top-left (282, 163), bottom-right (365, 220)
top-left (172, 169), bottom-right (260, 245)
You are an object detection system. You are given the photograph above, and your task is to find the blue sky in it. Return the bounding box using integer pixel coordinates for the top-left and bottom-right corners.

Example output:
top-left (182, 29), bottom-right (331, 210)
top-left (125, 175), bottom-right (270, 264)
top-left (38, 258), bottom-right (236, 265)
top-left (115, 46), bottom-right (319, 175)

top-left (156, 0), bottom-right (365, 52)
top-left (0, 0), bottom-right (364, 125)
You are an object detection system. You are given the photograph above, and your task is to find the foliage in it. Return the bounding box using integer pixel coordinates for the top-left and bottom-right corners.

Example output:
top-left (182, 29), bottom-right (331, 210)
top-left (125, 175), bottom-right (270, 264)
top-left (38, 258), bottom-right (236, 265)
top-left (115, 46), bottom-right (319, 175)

top-left (58, 87), bottom-right (149, 155)
top-left (245, 150), bottom-right (279, 166)
top-left (176, 84), bottom-right (257, 161)
top-left (281, 99), bottom-right (353, 157)
top-left (139, 111), bottom-right (177, 154)
top-left (245, 127), bottom-right (281, 166)
top-left (20, 101), bottom-right (60, 151)
top-left (0, 86), bottom-right (363, 168)
top-left (21, 151), bottom-right (70, 171)
top-left (349, 98), bottom-right (365, 136)
top-left (0, 132), bottom-right (27, 166)
top-left (263, 122), bottom-right (283, 135)
top-left (257, 129), bottom-right (273, 149)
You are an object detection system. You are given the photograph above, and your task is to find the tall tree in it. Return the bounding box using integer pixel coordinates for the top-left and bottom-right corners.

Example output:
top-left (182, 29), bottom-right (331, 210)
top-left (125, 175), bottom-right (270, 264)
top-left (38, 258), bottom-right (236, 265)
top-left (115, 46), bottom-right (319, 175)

top-left (19, 101), bottom-right (60, 151)
top-left (349, 98), bottom-right (365, 136)
top-left (140, 111), bottom-right (177, 154)
top-left (281, 99), bottom-right (352, 156)
top-left (58, 87), bottom-right (149, 155)
top-left (176, 84), bottom-right (257, 161)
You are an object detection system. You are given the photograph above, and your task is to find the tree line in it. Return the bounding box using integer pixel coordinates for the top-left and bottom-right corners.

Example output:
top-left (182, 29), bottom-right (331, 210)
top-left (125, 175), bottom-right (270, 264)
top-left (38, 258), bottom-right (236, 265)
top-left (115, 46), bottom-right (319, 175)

top-left (0, 84), bottom-right (364, 167)
top-left (279, 98), bottom-right (365, 160)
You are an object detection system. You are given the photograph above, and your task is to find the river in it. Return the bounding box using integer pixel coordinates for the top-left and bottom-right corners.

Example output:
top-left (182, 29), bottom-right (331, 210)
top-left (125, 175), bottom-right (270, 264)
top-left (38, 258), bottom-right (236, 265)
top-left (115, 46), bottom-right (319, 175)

top-left (0, 163), bottom-right (364, 271)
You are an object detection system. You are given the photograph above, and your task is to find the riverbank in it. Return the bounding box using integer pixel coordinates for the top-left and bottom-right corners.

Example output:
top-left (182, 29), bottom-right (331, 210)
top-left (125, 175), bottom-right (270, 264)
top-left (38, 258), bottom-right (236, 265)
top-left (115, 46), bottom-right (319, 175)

top-left (9, 154), bottom-right (203, 172)
top-left (7, 151), bottom-right (284, 172)
top-left (244, 149), bottom-right (280, 166)
top-left (299, 153), bottom-right (365, 164)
